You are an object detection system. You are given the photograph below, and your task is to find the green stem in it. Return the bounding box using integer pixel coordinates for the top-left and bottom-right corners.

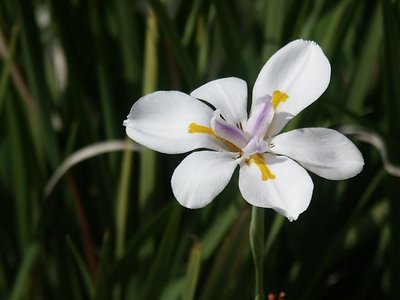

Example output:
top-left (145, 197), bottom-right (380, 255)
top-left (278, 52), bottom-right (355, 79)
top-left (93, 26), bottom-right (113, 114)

top-left (249, 206), bottom-right (265, 300)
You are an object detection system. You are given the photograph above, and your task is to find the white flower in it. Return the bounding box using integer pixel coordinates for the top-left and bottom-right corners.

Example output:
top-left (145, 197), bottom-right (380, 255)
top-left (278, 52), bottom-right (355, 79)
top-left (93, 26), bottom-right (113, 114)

top-left (123, 39), bottom-right (364, 221)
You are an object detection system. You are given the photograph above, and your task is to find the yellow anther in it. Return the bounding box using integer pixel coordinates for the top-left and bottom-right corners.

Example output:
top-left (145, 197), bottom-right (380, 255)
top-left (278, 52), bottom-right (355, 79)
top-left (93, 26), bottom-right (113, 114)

top-left (271, 90), bottom-right (289, 109)
top-left (188, 122), bottom-right (242, 153)
top-left (247, 154), bottom-right (276, 181)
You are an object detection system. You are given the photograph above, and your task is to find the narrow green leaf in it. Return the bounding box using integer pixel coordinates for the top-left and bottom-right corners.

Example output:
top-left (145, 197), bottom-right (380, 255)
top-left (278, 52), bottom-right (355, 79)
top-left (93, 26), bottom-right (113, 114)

top-left (201, 201), bottom-right (239, 260)
top-left (346, 1), bottom-right (382, 113)
top-left (140, 204), bottom-right (182, 300)
top-left (382, 2), bottom-right (400, 297)
top-left (6, 98), bottom-right (29, 251)
top-left (182, 242), bottom-right (202, 300)
top-left (115, 144), bottom-right (134, 259)
top-left (115, 0), bottom-right (141, 83)
top-left (148, 0), bottom-right (198, 86)
top-left (262, 0), bottom-right (285, 59)
top-left (212, 0), bottom-right (247, 77)
top-left (320, 0), bottom-right (358, 58)
top-left (182, 0), bottom-right (204, 46)
top-left (9, 243), bottom-right (40, 300)
top-left (160, 278), bottom-right (185, 300)
top-left (139, 10), bottom-right (158, 211)
top-left (0, 25), bottom-right (19, 115)
top-left (66, 236), bottom-right (95, 299)
top-left (15, 0), bottom-right (60, 166)
top-left (200, 208), bottom-right (251, 300)
top-left (264, 214), bottom-right (285, 255)
top-left (94, 232), bottom-right (113, 300)
top-left (249, 207), bottom-right (265, 300)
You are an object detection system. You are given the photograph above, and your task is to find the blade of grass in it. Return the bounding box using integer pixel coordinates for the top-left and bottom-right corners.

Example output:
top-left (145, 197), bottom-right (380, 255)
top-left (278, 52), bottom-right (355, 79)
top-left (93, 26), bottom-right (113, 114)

top-left (94, 232), bottom-right (113, 300)
top-left (200, 201), bottom-right (239, 260)
top-left (182, 241), bottom-right (202, 300)
top-left (160, 278), bottom-right (185, 300)
top-left (182, 0), bottom-right (204, 46)
top-left (6, 98), bottom-right (29, 251)
top-left (115, 142), bottom-right (134, 259)
top-left (382, 1), bottom-right (400, 299)
top-left (140, 204), bottom-right (182, 300)
top-left (115, 0), bottom-right (141, 83)
top-left (111, 203), bottom-right (173, 277)
top-left (0, 25), bottom-right (19, 114)
top-left (9, 243), bottom-right (40, 300)
top-left (45, 140), bottom-right (140, 197)
top-left (320, 0), bottom-right (358, 58)
top-left (148, 0), bottom-right (198, 86)
top-left (299, 169), bottom-right (386, 299)
top-left (250, 207), bottom-right (265, 300)
top-left (66, 236), bottom-right (95, 299)
top-left (15, 0), bottom-right (60, 166)
top-left (346, 1), bottom-right (382, 113)
top-left (89, 1), bottom-right (118, 145)
top-left (0, 24), bottom-right (45, 172)
top-left (299, 0), bottom-right (325, 40)
top-left (264, 214), bottom-right (285, 255)
top-left (262, 0), bottom-right (285, 59)
top-left (212, 0), bottom-right (247, 78)
top-left (195, 12), bottom-right (210, 77)
top-left (200, 208), bottom-right (251, 300)
top-left (139, 9), bottom-right (158, 211)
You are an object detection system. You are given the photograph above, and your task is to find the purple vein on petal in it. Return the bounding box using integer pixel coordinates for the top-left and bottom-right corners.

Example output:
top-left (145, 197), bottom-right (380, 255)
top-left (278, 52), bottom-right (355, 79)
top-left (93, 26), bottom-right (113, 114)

top-left (211, 112), bottom-right (248, 148)
top-left (247, 95), bottom-right (274, 138)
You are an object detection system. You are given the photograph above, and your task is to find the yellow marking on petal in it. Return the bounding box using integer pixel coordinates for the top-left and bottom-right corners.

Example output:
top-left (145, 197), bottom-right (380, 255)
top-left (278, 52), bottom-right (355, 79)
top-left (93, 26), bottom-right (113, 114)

top-left (188, 122), bottom-right (216, 136)
top-left (271, 90), bottom-right (289, 109)
top-left (247, 154), bottom-right (276, 181)
top-left (188, 122), bottom-right (242, 153)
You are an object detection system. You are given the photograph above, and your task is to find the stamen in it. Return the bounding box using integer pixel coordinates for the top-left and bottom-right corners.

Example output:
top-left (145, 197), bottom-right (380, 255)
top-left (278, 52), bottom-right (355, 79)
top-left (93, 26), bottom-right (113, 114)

top-left (271, 90), bottom-right (288, 109)
top-left (188, 122), bottom-right (242, 153)
top-left (247, 154), bottom-right (276, 181)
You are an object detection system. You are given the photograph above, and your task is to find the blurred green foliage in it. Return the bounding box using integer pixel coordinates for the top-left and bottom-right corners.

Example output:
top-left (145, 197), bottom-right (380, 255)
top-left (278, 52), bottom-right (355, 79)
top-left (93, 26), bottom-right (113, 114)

top-left (0, 0), bottom-right (399, 299)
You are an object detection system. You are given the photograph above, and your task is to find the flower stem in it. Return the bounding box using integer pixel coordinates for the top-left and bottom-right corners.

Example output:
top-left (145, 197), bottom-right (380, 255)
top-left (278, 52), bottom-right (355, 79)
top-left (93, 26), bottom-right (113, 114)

top-left (250, 206), bottom-right (265, 300)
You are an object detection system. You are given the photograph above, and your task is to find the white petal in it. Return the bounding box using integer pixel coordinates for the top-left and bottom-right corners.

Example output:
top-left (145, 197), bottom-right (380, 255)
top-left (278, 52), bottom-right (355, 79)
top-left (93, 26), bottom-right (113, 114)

top-left (239, 154), bottom-right (313, 221)
top-left (171, 151), bottom-right (238, 208)
top-left (270, 128), bottom-right (364, 180)
top-left (252, 39), bottom-right (331, 135)
top-left (190, 77), bottom-right (248, 125)
top-left (124, 91), bottom-right (221, 154)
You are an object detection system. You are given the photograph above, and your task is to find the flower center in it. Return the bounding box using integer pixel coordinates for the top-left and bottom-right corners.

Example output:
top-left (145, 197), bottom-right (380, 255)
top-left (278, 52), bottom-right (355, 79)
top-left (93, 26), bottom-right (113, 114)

top-left (188, 122), bottom-right (275, 181)
top-left (271, 90), bottom-right (288, 109)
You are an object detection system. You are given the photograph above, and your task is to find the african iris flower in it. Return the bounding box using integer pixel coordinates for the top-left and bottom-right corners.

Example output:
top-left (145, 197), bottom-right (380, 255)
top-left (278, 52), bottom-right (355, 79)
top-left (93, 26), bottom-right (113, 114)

top-left (123, 39), bottom-right (364, 221)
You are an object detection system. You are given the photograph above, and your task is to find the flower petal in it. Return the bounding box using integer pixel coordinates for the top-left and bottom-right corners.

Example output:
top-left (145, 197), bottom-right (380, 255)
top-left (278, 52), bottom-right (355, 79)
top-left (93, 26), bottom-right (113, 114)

top-left (171, 151), bottom-right (239, 208)
top-left (211, 111), bottom-right (248, 149)
top-left (246, 94), bottom-right (274, 138)
top-left (124, 91), bottom-right (221, 154)
top-left (190, 77), bottom-right (248, 125)
top-left (252, 39), bottom-right (331, 135)
top-left (269, 128), bottom-right (364, 180)
top-left (239, 154), bottom-right (313, 221)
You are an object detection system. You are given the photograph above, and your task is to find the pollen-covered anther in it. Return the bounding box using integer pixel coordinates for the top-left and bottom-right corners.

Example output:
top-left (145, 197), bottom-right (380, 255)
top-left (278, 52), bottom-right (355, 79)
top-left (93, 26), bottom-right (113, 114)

top-left (247, 154), bottom-right (276, 181)
top-left (271, 90), bottom-right (288, 109)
